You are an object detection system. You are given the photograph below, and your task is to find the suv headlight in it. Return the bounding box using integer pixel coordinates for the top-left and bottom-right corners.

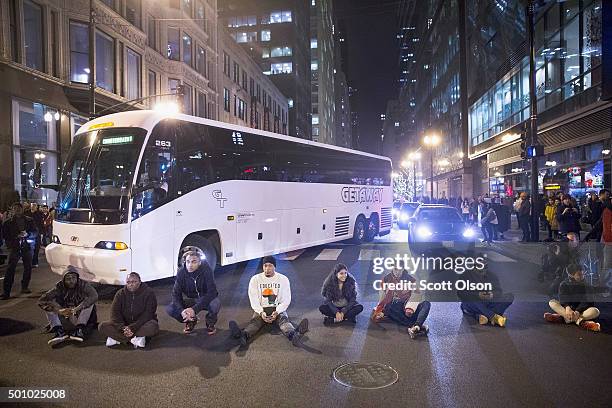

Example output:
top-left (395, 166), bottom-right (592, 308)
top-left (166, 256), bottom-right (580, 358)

top-left (416, 225), bottom-right (433, 238)
top-left (462, 228), bottom-right (476, 238)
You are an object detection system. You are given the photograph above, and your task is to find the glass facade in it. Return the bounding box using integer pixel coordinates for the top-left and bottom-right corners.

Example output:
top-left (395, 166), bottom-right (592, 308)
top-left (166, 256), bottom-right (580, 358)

top-left (96, 31), bottom-right (115, 92)
top-left (470, 0), bottom-right (602, 148)
top-left (126, 48), bottom-right (141, 100)
top-left (23, 0), bottom-right (44, 72)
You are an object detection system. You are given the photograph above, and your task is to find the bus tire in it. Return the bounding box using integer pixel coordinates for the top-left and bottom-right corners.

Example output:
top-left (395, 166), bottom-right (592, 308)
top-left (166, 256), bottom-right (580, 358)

top-left (179, 234), bottom-right (218, 271)
top-left (352, 216), bottom-right (367, 244)
top-left (365, 214), bottom-right (379, 242)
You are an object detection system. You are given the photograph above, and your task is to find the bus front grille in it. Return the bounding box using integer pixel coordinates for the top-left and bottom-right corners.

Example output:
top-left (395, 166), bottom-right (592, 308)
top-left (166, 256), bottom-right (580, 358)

top-left (335, 216), bottom-right (350, 237)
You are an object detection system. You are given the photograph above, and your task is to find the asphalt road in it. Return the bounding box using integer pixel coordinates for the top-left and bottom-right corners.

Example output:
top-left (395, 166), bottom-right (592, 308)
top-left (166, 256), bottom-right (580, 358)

top-left (1, 228), bottom-right (611, 408)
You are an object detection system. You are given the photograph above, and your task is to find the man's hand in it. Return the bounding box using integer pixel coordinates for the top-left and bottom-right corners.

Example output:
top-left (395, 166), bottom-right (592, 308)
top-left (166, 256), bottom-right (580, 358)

top-left (181, 307), bottom-right (196, 322)
top-left (123, 326), bottom-right (134, 338)
top-left (565, 306), bottom-right (575, 322)
top-left (573, 310), bottom-right (580, 322)
top-left (404, 308), bottom-right (414, 318)
top-left (58, 308), bottom-right (73, 318)
top-left (270, 311), bottom-right (279, 321)
top-left (260, 312), bottom-right (274, 323)
top-left (479, 291), bottom-right (493, 301)
top-left (335, 312), bottom-right (344, 323)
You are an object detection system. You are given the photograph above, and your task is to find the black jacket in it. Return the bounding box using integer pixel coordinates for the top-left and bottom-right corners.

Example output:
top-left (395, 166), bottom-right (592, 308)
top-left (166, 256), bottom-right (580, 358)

top-left (2, 215), bottom-right (37, 250)
top-left (171, 263), bottom-right (218, 313)
top-left (321, 273), bottom-right (358, 314)
top-left (559, 278), bottom-right (594, 313)
top-left (38, 269), bottom-right (98, 310)
top-left (110, 283), bottom-right (158, 332)
top-left (557, 204), bottom-right (581, 233)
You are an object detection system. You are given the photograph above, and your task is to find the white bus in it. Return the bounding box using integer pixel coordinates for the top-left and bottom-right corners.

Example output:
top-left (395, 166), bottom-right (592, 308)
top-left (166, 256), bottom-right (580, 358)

top-left (45, 111), bottom-right (393, 284)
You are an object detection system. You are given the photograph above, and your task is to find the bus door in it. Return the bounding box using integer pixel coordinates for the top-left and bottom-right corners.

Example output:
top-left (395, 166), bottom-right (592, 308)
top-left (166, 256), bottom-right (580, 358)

top-left (130, 125), bottom-right (177, 279)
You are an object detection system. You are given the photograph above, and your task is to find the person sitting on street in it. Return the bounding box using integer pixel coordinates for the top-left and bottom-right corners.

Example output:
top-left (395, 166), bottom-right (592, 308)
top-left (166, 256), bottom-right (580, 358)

top-left (229, 255), bottom-right (309, 347)
top-left (458, 262), bottom-right (513, 327)
top-left (319, 263), bottom-right (363, 324)
top-left (38, 267), bottom-right (99, 346)
top-left (372, 267), bottom-right (431, 339)
top-left (165, 249), bottom-right (220, 335)
top-left (544, 263), bottom-right (601, 332)
top-left (1, 202), bottom-right (37, 299)
top-left (99, 272), bottom-right (159, 348)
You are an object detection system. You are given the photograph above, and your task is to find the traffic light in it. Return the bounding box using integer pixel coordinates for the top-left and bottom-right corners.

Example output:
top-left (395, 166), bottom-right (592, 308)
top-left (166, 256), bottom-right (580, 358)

top-left (526, 144), bottom-right (544, 158)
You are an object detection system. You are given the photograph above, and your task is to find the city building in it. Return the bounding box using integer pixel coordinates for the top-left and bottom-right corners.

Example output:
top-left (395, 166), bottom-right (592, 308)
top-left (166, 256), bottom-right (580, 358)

top-left (334, 69), bottom-right (352, 148)
top-left (219, 0), bottom-right (311, 139)
top-left (218, 28), bottom-right (288, 133)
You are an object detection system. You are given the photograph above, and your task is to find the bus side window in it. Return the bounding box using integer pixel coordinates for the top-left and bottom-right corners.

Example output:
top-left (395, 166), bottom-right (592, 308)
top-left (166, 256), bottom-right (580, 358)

top-left (176, 123), bottom-right (214, 195)
top-left (132, 123), bottom-right (176, 220)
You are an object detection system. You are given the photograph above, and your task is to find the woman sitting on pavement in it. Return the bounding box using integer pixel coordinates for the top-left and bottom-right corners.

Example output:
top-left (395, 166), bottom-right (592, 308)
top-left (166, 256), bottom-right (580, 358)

top-left (319, 263), bottom-right (363, 324)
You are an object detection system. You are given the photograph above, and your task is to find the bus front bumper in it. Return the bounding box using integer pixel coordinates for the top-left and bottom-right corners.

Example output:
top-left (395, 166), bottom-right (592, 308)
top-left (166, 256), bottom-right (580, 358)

top-left (45, 243), bottom-right (131, 285)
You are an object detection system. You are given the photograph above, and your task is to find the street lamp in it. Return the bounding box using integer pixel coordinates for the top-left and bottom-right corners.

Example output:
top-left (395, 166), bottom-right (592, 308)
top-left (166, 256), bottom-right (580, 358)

top-left (423, 133), bottom-right (441, 200)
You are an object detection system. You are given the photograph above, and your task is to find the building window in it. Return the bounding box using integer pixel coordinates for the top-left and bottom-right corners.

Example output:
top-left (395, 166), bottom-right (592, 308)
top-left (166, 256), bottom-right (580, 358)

top-left (126, 48), bottom-right (141, 100)
top-left (126, 0), bottom-right (141, 28)
top-left (288, 98), bottom-right (293, 108)
top-left (261, 30), bottom-right (271, 42)
top-left (238, 99), bottom-right (247, 120)
top-left (50, 11), bottom-right (59, 77)
top-left (271, 62), bottom-right (292, 74)
top-left (96, 31), bottom-right (115, 92)
top-left (242, 71), bottom-right (248, 89)
top-left (70, 21), bottom-right (89, 83)
top-left (12, 99), bottom-right (59, 204)
top-left (197, 46), bottom-right (206, 77)
top-left (223, 52), bottom-right (230, 76)
top-left (262, 48), bottom-right (270, 58)
top-left (311, 62), bottom-right (318, 71)
top-left (233, 62), bottom-right (240, 83)
top-left (167, 27), bottom-right (180, 60)
top-left (23, 0), bottom-right (44, 72)
top-left (271, 46), bottom-right (292, 57)
top-left (223, 88), bottom-right (230, 112)
top-left (197, 91), bottom-right (207, 118)
top-left (148, 70), bottom-right (157, 105)
top-left (148, 16), bottom-right (156, 50)
top-left (234, 32), bottom-right (257, 43)
top-left (182, 0), bottom-right (192, 16)
top-left (182, 33), bottom-right (192, 66)
top-left (196, 1), bottom-right (206, 31)
top-left (249, 78), bottom-right (255, 97)
top-left (310, 38), bottom-right (318, 49)
top-left (268, 10), bottom-right (292, 23)
top-left (312, 115), bottom-right (319, 125)
top-left (9, 0), bottom-right (19, 62)
top-left (183, 83), bottom-right (193, 114)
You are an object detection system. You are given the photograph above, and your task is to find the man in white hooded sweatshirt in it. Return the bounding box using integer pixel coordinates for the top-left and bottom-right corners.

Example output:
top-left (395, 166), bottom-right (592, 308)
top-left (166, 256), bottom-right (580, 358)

top-left (229, 255), bottom-right (308, 347)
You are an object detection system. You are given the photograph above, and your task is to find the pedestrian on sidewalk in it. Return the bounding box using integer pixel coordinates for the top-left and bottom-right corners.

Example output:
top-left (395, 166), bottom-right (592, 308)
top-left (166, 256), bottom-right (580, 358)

top-left (518, 192), bottom-right (531, 242)
top-left (319, 263), bottom-right (363, 324)
top-left (461, 199), bottom-right (470, 223)
top-left (545, 197), bottom-right (559, 240)
top-left (481, 203), bottom-right (498, 245)
top-left (557, 194), bottom-right (581, 240)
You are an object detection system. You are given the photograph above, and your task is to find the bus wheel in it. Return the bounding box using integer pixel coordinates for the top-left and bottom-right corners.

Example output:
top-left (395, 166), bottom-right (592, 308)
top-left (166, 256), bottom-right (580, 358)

top-left (352, 216), bottom-right (367, 244)
top-left (365, 214), bottom-right (379, 242)
top-left (179, 234), bottom-right (218, 271)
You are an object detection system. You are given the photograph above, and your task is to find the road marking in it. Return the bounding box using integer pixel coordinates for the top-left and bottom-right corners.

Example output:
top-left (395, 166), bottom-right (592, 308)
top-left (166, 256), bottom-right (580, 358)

top-left (278, 249), bottom-right (306, 261)
top-left (314, 248), bottom-right (343, 261)
top-left (485, 252), bottom-right (517, 262)
top-left (358, 249), bottom-right (380, 260)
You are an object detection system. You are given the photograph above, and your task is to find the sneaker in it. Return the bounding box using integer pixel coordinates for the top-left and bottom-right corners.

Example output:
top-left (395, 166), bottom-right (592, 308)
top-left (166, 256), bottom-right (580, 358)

top-left (296, 318), bottom-right (309, 335)
top-left (20, 288), bottom-right (32, 294)
top-left (206, 324), bottom-right (217, 336)
top-left (478, 315), bottom-right (489, 325)
top-left (130, 336), bottom-right (146, 348)
top-left (420, 324), bottom-right (429, 335)
top-left (407, 325), bottom-right (420, 339)
top-left (32, 264), bottom-right (39, 268)
top-left (48, 327), bottom-right (68, 345)
top-left (544, 312), bottom-right (563, 323)
top-left (579, 321), bottom-right (601, 332)
top-left (323, 316), bottom-right (334, 325)
top-left (0, 293), bottom-right (10, 300)
top-left (106, 337), bottom-right (121, 347)
top-left (491, 314), bottom-right (507, 327)
top-left (69, 326), bottom-right (85, 342)
top-left (183, 319), bottom-right (197, 334)
top-left (291, 330), bottom-right (303, 347)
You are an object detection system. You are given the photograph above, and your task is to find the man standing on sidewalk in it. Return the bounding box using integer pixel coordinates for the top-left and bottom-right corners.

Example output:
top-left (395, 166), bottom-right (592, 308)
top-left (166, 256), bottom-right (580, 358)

top-left (518, 192), bottom-right (531, 242)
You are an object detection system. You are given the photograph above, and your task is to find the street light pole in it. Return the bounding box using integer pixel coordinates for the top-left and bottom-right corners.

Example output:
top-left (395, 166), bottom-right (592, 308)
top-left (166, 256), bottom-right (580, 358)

top-left (430, 149), bottom-right (434, 201)
top-left (89, 0), bottom-right (96, 119)
top-left (527, 0), bottom-right (540, 242)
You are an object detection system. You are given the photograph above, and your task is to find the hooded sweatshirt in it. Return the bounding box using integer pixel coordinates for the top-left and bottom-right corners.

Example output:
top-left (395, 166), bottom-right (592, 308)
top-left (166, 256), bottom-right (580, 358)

top-left (110, 282), bottom-right (158, 332)
top-left (248, 271), bottom-right (291, 314)
top-left (38, 269), bottom-right (98, 311)
top-left (171, 263), bottom-right (218, 314)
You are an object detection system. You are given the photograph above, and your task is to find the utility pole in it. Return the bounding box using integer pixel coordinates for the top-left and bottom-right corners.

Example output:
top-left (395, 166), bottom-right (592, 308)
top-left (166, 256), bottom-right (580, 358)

top-left (89, 0), bottom-right (96, 119)
top-left (527, 0), bottom-right (540, 242)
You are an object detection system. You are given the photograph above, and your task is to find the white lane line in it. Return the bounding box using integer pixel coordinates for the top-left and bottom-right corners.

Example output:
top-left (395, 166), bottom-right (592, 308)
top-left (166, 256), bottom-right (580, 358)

top-left (278, 249), bottom-right (307, 261)
top-left (358, 249), bottom-right (380, 261)
top-left (485, 252), bottom-right (517, 262)
top-left (314, 248), bottom-right (343, 261)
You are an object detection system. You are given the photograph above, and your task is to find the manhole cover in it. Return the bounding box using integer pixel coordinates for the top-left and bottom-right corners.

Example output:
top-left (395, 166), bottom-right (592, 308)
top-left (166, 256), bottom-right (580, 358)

top-left (332, 362), bottom-right (398, 389)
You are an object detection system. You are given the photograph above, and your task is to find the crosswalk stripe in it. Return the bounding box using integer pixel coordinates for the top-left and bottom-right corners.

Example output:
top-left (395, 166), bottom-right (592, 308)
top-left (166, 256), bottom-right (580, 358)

top-left (314, 248), bottom-right (343, 261)
top-left (278, 249), bottom-right (307, 261)
top-left (358, 249), bottom-right (380, 261)
top-left (485, 252), bottom-right (517, 262)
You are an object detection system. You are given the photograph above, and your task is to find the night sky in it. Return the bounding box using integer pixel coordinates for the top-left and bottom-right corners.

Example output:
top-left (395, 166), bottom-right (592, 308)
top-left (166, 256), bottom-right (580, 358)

top-left (334, 0), bottom-right (401, 154)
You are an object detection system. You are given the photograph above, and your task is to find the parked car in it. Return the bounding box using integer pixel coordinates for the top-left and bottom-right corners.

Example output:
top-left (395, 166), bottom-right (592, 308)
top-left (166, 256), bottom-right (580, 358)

top-left (407, 204), bottom-right (477, 253)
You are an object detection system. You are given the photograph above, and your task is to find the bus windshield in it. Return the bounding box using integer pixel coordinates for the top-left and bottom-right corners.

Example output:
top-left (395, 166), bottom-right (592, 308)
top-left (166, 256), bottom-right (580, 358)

top-left (56, 128), bottom-right (147, 224)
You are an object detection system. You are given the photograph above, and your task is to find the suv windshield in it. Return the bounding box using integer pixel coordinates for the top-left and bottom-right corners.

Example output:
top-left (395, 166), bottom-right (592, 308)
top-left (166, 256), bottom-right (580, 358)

top-left (56, 128), bottom-right (147, 224)
top-left (417, 208), bottom-right (463, 223)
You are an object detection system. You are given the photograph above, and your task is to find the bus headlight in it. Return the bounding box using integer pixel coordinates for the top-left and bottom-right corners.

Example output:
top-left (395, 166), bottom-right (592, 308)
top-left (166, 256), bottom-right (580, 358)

top-left (95, 241), bottom-right (129, 250)
top-left (52, 235), bottom-right (61, 244)
top-left (462, 228), bottom-right (476, 238)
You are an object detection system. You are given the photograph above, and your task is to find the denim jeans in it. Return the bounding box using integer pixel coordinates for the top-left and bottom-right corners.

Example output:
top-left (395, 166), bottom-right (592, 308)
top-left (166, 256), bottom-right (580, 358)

top-left (243, 311), bottom-right (296, 339)
top-left (319, 303), bottom-right (364, 319)
top-left (461, 294), bottom-right (514, 320)
top-left (384, 300), bottom-right (431, 327)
